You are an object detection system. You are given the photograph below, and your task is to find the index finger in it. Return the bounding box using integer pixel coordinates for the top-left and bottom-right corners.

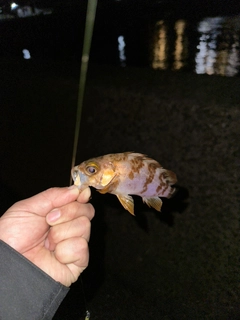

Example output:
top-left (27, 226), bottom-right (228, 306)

top-left (46, 202), bottom-right (95, 226)
top-left (11, 186), bottom-right (80, 217)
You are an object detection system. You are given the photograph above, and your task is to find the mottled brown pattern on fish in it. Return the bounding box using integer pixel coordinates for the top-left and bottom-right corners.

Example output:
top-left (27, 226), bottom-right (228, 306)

top-left (168, 170), bottom-right (177, 184)
top-left (157, 171), bottom-right (171, 194)
top-left (159, 171), bottom-right (167, 185)
top-left (130, 157), bottom-right (144, 173)
top-left (113, 152), bottom-right (129, 162)
top-left (164, 170), bottom-right (177, 185)
top-left (162, 171), bottom-right (170, 184)
top-left (161, 185), bottom-right (169, 195)
top-left (128, 171), bottom-right (134, 180)
top-left (140, 161), bottom-right (158, 194)
top-left (148, 162), bottom-right (160, 177)
top-left (141, 175), bottom-right (154, 194)
top-left (156, 184), bottom-right (163, 193)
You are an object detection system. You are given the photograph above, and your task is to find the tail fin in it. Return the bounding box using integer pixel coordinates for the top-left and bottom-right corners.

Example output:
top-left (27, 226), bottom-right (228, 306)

top-left (167, 185), bottom-right (177, 199)
top-left (161, 169), bottom-right (177, 198)
top-left (163, 169), bottom-right (177, 185)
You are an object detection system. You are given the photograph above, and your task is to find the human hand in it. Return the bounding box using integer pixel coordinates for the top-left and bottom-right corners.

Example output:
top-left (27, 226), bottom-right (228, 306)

top-left (0, 186), bottom-right (94, 287)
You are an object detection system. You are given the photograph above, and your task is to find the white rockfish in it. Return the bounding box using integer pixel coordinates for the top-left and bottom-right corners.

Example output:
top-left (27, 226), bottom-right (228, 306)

top-left (71, 152), bottom-right (177, 215)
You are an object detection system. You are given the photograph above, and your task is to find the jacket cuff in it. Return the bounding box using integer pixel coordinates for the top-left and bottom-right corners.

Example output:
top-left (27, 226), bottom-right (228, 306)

top-left (0, 240), bottom-right (69, 320)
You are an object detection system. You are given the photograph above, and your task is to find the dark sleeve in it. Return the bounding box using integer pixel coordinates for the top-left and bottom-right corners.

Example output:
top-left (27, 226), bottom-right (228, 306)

top-left (0, 240), bottom-right (69, 320)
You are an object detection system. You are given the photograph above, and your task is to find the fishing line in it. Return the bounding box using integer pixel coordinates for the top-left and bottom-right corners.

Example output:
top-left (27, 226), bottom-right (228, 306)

top-left (70, 0), bottom-right (98, 185)
top-left (69, 1), bottom-right (98, 319)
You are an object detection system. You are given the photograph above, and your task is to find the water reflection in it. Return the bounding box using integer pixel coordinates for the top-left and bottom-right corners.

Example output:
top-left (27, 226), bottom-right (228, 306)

top-left (118, 35), bottom-right (126, 67)
top-left (195, 17), bottom-right (221, 75)
top-left (173, 20), bottom-right (188, 70)
top-left (151, 19), bottom-right (188, 71)
top-left (151, 20), bottom-right (168, 70)
top-left (1, 7), bottom-right (239, 77)
top-left (150, 16), bottom-right (240, 76)
top-left (22, 49), bottom-right (31, 60)
top-left (195, 16), bottom-right (240, 77)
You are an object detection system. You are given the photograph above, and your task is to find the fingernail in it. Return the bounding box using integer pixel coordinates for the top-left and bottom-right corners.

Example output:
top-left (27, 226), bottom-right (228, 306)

top-left (48, 209), bottom-right (61, 222)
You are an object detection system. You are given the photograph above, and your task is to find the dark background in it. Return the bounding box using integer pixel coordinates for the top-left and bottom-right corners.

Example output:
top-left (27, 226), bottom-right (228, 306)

top-left (1, 1), bottom-right (240, 319)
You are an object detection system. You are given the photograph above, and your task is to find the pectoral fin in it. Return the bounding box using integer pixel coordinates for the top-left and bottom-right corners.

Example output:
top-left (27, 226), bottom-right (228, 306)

top-left (101, 169), bottom-right (117, 186)
top-left (116, 194), bottom-right (135, 216)
top-left (97, 175), bottom-right (119, 194)
top-left (143, 197), bottom-right (162, 212)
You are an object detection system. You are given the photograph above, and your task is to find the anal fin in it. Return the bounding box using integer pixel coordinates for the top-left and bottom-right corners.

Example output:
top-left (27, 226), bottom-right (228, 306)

top-left (143, 197), bottom-right (162, 212)
top-left (116, 194), bottom-right (135, 216)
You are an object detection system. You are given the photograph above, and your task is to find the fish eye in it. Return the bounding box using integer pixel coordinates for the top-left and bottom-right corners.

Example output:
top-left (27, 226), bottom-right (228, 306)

top-left (86, 165), bottom-right (97, 175)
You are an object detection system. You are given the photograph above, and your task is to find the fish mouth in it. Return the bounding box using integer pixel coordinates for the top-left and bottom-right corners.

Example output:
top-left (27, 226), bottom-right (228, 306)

top-left (71, 167), bottom-right (88, 190)
top-left (71, 168), bottom-right (81, 188)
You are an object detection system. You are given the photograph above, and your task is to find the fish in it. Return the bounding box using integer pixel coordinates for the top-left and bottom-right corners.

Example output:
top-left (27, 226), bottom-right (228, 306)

top-left (71, 152), bottom-right (177, 215)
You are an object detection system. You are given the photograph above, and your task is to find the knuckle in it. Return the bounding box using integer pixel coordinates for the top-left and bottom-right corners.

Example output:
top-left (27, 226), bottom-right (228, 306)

top-left (87, 203), bottom-right (95, 219)
top-left (50, 227), bottom-right (61, 243)
top-left (79, 215), bottom-right (91, 230)
top-left (78, 239), bottom-right (89, 259)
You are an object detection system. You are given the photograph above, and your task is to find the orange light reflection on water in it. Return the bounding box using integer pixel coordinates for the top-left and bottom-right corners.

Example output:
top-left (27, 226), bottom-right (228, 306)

top-left (173, 20), bottom-right (188, 70)
top-left (152, 19), bottom-right (188, 71)
top-left (151, 16), bottom-right (240, 76)
top-left (152, 20), bottom-right (168, 70)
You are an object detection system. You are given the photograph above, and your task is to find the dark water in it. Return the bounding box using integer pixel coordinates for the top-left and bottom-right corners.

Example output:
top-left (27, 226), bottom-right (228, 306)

top-left (0, 2), bottom-right (240, 76)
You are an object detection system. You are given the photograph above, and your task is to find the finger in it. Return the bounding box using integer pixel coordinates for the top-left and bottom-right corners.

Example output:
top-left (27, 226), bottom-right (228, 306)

top-left (46, 202), bottom-right (94, 226)
top-left (11, 186), bottom-right (80, 217)
top-left (46, 216), bottom-right (91, 251)
top-left (55, 237), bottom-right (89, 269)
top-left (77, 187), bottom-right (91, 203)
